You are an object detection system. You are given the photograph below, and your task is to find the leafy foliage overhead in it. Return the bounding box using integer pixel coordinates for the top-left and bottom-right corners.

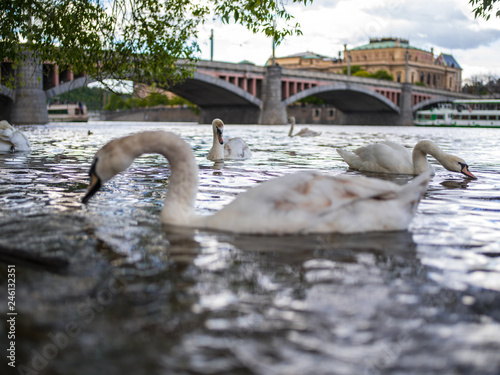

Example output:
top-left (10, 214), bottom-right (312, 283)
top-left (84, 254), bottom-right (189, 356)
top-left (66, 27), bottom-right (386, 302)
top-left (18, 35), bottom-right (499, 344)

top-left (1, 0), bottom-right (312, 89)
top-left (469, 0), bottom-right (500, 19)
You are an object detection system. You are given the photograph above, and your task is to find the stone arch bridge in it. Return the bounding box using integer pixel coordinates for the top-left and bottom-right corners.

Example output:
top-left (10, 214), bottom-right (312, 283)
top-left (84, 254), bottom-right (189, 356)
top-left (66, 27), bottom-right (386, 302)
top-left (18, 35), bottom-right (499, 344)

top-left (0, 58), bottom-right (474, 125)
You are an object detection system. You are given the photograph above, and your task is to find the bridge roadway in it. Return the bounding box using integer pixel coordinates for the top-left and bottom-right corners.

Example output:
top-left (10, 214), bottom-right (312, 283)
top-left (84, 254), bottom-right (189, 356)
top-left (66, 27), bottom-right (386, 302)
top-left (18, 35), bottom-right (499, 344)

top-left (0, 57), bottom-right (474, 125)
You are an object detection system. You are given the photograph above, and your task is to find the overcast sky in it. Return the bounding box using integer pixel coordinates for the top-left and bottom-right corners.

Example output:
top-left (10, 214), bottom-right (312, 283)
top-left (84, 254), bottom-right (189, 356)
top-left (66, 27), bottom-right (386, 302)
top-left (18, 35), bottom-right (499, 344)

top-left (197, 0), bottom-right (500, 82)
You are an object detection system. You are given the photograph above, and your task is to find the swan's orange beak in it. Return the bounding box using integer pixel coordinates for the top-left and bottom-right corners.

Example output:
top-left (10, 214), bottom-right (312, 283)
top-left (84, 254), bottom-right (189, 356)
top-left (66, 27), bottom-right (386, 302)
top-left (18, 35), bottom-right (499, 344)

top-left (82, 172), bottom-right (102, 203)
top-left (216, 127), bottom-right (224, 145)
top-left (461, 164), bottom-right (477, 180)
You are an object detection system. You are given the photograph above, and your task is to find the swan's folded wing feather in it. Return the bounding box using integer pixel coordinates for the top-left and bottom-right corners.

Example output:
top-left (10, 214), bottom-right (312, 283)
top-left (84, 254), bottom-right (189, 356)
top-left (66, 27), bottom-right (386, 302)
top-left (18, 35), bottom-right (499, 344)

top-left (354, 143), bottom-right (412, 173)
top-left (202, 171), bottom-right (418, 234)
top-left (224, 137), bottom-right (252, 159)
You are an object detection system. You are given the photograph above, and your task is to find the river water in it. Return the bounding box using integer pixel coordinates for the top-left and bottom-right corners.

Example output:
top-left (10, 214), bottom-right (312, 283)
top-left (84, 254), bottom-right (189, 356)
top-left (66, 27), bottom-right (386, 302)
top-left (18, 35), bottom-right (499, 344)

top-left (1, 121), bottom-right (500, 374)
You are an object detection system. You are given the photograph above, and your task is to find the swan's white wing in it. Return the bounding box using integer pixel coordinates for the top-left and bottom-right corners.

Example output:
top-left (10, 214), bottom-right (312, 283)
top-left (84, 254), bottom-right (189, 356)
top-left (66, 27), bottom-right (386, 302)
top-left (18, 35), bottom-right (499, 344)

top-left (339, 142), bottom-right (413, 174)
top-left (10, 131), bottom-right (31, 151)
top-left (380, 140), bottom-right (410, 153)
top-left (0, 128), bottom-right (30, 152)
top-left (199, 171), bottom-right (428, 234)
top-left (295, 128), bottom-right (321, 137)
top-left (0, 128), bottom-right (14, 152)
top-left (224, 137), bottom-right (252, 159)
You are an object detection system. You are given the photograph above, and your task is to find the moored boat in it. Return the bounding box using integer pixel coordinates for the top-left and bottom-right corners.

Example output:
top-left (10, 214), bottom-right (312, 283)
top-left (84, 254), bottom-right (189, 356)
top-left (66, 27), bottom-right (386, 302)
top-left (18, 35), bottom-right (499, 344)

top-left (414, 99), bottom-right (500, 127)
top-left (47, 102), bottom-right (88, 122)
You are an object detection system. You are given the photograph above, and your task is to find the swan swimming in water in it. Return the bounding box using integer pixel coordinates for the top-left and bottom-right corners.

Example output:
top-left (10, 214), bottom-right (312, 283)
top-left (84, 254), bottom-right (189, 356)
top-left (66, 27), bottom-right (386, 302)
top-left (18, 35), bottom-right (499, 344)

top-left (207, 118), bottom-right (252, 161)
top-left (82, 130), bottom-right (430, 234)
top-left (0, 120), bottom-right (31, 152)
top-left (288, 116), bottom-right (321, 137)
top-left (337, 140), bottom-right (476, 179)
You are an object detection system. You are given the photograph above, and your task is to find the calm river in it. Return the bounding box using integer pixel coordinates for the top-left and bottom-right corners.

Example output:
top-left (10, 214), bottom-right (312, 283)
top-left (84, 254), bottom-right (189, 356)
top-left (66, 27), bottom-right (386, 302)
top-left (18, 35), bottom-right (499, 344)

top-left (1, 121), bottom-right (500, 374)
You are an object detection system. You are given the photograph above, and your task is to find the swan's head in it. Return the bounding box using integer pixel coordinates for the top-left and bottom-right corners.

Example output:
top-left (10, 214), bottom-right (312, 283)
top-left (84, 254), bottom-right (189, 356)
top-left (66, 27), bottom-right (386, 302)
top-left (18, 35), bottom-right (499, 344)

top-left (82, 139), bottom-right (135, 203)
top-left (0, 120), bottom-right (13, 130)
top-left (212, 118), bottom-right (224, 145)
top-left (443, 155), bottom-right (477, 179)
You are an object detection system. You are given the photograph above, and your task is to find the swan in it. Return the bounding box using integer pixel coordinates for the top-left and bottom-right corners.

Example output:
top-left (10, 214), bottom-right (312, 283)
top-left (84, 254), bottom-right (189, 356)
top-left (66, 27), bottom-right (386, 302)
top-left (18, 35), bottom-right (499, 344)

top-left (207, 118), bottom-right (252, 161)
top-left (337, 140), bottom-right (476, 179)
top-left (82, 130), bottom-right (430, 234)
top-left (288, 116), bottom-right (321, 137)
top-left (0, 120), bottom-right (31, 152)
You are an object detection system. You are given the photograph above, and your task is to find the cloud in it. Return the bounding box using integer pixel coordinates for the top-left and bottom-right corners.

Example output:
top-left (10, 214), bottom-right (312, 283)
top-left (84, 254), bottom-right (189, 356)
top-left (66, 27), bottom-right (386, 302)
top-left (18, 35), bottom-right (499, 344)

top-left (198, 0), bottom-right (500, 78)
top-left (365, 0), bottom-right (500, 50)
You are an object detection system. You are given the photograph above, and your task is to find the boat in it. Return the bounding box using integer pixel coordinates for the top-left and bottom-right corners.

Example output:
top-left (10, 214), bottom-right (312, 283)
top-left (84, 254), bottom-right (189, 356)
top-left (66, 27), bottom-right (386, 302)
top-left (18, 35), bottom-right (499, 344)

top-left (47, 102), bottom-right (88, 122)
top-left (414, 99), bottom-right (500, 127)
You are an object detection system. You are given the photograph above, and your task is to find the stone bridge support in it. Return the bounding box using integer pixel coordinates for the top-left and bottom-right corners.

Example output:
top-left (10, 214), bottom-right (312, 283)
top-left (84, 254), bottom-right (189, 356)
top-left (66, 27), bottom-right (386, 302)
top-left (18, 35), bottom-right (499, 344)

top-left (258, 65), bottom-right (287, 125)
top-left (399, 83), bottom-right (413, 125)
top-left (10, 52), bottom-right (49, 125)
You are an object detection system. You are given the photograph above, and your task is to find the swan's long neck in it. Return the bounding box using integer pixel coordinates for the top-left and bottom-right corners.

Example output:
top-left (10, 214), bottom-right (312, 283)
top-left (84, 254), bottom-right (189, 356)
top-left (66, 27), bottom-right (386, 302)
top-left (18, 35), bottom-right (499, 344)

top-left (412, 140), bottom-right (447, 174)
top-left (288, 118), bottom-right (295, 137)
top-left (123, 131), bottom-right (199, 226)
top-left (210, 125), bottom-right (224, 159)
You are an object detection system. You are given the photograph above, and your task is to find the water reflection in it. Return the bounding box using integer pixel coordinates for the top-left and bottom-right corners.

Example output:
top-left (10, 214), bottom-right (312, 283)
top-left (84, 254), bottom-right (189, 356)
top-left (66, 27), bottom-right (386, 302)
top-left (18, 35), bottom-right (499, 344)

top-left (1, 122), bottom-right (500, 374)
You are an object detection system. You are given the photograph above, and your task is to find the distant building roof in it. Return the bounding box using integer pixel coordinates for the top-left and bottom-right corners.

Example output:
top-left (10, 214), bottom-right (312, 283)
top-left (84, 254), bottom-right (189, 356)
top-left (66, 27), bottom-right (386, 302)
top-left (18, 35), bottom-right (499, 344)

top-left (238, 60), bottom-right (255, 65)
top-left (277, 51), bottom-right (332, 60)
top-left (435, 53), bottom-right (462, 69)
top-left (351, 37), bottom-right (423, 51)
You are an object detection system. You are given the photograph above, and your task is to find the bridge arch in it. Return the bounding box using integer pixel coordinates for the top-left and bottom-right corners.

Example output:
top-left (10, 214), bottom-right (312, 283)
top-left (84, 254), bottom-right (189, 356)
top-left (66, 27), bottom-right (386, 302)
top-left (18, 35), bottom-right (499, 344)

top-left (45, 76), bottom-right (94, 99)
top-left (0, 85), bottom-right (14, 120)
top-left (170, 71), bottom-right (262, 108)
top-left (0, 85), bottom-right (15, 101)
top-left (284, 82), bottom-right (400, 114)
top-left (412, 96), bottom-right (453, 112)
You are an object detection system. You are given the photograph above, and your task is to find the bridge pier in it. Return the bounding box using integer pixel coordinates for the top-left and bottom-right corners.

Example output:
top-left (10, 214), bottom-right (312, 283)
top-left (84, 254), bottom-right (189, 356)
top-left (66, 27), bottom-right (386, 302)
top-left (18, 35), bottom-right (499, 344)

top-left (10, 52), bottom-right (49, 125)
top-left (258, 65), bottom-right (287, 125)
top-left (399, 83), bottom-right (413, 126)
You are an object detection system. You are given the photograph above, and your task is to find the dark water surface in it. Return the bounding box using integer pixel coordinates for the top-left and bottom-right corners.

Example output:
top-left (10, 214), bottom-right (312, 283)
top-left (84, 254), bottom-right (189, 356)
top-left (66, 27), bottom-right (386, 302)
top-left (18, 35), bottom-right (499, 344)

top-left (1, 122), bottom-right (500, 374)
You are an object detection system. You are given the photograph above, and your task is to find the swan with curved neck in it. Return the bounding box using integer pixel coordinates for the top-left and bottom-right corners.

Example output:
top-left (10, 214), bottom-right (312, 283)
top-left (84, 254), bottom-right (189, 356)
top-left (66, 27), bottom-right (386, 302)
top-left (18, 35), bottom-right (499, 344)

top-left (337, 140), bottom-right (476, 179)
top-left (207, 118), bottom-right (251, 161)
top-left (288, 116), bottom-right (321, 137)
top-left (83, 131), bottom-right (430, 234)
top-left (0, 120), bottom-right (31, 152)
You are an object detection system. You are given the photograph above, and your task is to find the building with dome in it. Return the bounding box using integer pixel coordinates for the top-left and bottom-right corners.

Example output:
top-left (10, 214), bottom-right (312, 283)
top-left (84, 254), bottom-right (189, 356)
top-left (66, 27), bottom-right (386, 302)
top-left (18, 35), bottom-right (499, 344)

top-left (271, 38), bottom-right (462, 92)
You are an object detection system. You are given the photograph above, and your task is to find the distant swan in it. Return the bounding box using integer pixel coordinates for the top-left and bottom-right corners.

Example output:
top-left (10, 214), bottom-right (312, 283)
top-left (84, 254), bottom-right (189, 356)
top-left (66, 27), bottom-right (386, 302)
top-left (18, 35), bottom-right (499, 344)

top-left (337, 140), bottom-right (476, 179)
top-left (288, 116), bottom-right (321, 137)
top-left (83, 131), bottom-right (430, 234)
top-left (207, 118), bottom-right (251, 160)
top-left (0, 120), bottom-right (31, 152)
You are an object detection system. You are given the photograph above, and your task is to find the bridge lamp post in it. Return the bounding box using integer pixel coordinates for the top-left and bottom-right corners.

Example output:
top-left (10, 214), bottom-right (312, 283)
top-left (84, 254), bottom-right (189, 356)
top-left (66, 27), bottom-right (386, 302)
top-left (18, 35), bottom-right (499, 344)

top-left (210, 29), bottom-right (214, 61)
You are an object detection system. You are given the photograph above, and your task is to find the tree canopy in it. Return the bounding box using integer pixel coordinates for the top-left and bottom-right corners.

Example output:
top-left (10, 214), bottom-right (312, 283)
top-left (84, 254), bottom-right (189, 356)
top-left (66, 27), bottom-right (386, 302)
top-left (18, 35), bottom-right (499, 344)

top-left (1, 0), bottom-right (312, 89)
top-left (469, 0), bottom-right (500, 19)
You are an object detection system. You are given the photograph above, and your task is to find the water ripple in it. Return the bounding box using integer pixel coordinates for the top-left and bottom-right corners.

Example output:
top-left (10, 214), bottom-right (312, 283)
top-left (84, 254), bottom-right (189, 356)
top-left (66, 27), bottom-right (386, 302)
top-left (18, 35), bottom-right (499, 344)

top-left (2, 122), bottom-right (500, 375)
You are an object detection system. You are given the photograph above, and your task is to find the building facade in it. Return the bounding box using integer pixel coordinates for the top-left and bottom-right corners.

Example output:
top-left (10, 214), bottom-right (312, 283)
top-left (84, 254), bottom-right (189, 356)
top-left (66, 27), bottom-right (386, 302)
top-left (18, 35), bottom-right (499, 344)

top-left (272, 38), bottom-right (462, 92)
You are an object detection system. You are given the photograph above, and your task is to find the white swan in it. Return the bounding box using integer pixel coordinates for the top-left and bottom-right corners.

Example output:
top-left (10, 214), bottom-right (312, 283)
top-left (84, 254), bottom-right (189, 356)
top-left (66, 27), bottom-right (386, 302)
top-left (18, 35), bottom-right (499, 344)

top-left (0, 120), bottom-right (31, 152)
top-left (288, 116), bottom-right (321, 137)
top-left (207, 118), bottom-right (251, 161)
top-left (82, 130), bottom-right (430, 234)
top-left (337, 140), bottom-right (476, 179)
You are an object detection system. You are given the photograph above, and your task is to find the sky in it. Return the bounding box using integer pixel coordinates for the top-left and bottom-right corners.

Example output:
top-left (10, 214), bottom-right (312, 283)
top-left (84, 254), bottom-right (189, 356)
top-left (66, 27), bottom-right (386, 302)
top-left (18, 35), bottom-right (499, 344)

top-left (196, 0), bottom-right (500, 83)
